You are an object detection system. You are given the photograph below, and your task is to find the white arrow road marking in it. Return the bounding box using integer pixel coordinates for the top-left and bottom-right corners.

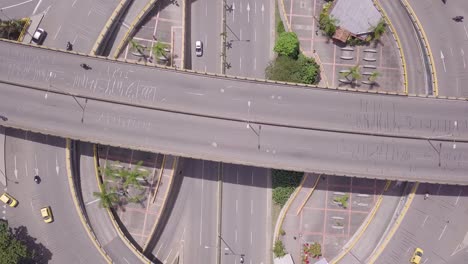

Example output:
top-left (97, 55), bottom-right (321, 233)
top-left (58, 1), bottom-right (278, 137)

top-left (461, 49), bottom-right (466, 69)
top-left (440, 50), bottom-right (447, 72)
top-left (464, 25), bottom-right (468, 40)
top-left (34, 153), bottom-right (39, 176)
top-left (451, 231), bottom-right (468, 256)
top-left (247, 3), bottom-right (250, 23)
top-left (14, 155), bottom-right (18, 180)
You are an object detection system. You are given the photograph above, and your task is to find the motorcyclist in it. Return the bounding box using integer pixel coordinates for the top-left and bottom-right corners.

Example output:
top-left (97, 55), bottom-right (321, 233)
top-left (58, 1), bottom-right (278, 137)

top-left (80, 63), bottom-right (88, 69)
top-left (66, 41), bottom-right (72, 50)
top-left (453, 16), bottom-right (464, 21)
top-left (34, 175), bottom-right (40, 184)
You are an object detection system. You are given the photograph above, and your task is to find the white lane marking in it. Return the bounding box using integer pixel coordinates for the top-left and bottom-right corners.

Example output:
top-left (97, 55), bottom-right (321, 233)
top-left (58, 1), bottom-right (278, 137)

top-left (255, 2), bottom-right (257, 14)
top-left (455, 189), bottom-right (462, 205)
top-left (186, 92), bottom-right (204, 96)
top-left (247, 3), bottom-right (250, 23)
top-left (461, 49), bottom-right (466, 69)
top-left (200, 160), bottom-right (205, 246)
top-left (34, 153), bottom-right (39, 176)
top-left (235, 229), bottom-right (238, 242)
top-left (439, 224), bottom-right (447, 240)
top-left (2, 0), bottom-right (34, 12)
top-left (86, 198), bottom-right (100, 205)
top-left (72, 0), bottom-right (78, 7)
top-left (30, 201), bottom-right (34, 211)
top-left (254, 57), bottom-right (256, 70)
top-left (122, 257), bottom-right (130, 264)
top-left (464, 25), bottom-right (468, 39)
top-left (55, 154), bottom-right (60, 175)
top-left (164, 248), bottom-right (173, 264)
top-left (232, 2), bottom-right (236, 22)
top-left (205, 1), bottom-right (208, 17)
top-left (250, 231), bottom-right (253, 244)
top-left (440, 50), bottom-right (447, 72)
top-left (53, 25), bottom-right (61, 40)
top-left (422, 215), bottom-right (428, 227)
top-left (236, 199), bottom-right (238, 214)
top-left (261, 4), bottom-right (265, 24)
top-left (156, 243), bottom-right (164, 256)
top-left (240, 2), bottom-right (243, 13)
top-left (240, 56), bottom-right (242, 70)
top-left (240, 28), bottom-right (243, 41)
top-left (450, 47), bottom-right (454, 57)
top-left (14, 155), bottom-right (18, 179)
top-left (250, 200), bottom-right (253, 215)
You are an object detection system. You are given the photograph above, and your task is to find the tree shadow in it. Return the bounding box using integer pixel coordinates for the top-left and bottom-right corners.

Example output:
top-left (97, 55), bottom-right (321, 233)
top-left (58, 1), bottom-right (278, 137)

top-left (13, 225), bottom-right (52, 264)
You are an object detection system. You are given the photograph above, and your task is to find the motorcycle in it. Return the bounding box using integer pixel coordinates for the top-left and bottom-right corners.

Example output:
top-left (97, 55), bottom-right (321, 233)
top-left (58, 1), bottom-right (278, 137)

top-left (34, 175), bottom-right (41, 184)
top-left (453, 16), bottom-right (464, 22)
top-left (66, 41), bottom-right (73, 51)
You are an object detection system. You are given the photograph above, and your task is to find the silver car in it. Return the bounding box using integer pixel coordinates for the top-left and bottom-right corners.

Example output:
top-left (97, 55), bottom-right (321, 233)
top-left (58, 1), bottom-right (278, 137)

top-left (195, 40), bottom-right (203, 57)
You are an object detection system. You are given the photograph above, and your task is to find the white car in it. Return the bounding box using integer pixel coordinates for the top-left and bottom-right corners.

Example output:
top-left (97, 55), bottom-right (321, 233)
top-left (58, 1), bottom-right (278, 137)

top-left (195, 40), bottom-right (203, 57)
top-left (32, 28), bottom-right (46, 44)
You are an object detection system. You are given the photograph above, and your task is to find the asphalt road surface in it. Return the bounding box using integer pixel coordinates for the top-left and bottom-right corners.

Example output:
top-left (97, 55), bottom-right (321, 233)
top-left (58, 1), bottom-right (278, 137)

top-left (221, 164), bottom-right (271, 264)
top-left (376, 184), bottom-right (468, 263)
top-left (225, 0), bottom-right (274, 78)
top-left (407, 0), bottom-right (468, 97)
top-left (2, 82), bottom-right (467, 184)
top-left (2, 129), bottom-right (106, 264)
top-left (1, 41), bottom-right (467, 141)
top-left (149, 159), bottom-right (219, 264)
top-left (190, 0), bottom-right (222, 73)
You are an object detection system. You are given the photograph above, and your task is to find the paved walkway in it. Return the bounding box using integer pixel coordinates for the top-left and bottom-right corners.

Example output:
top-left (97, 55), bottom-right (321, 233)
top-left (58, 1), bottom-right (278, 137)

top-left (280, 174), bottom-right (401, 263)
top-left (78, 142), bottom-right (144, 264)
top-left (279, 0), bottom-right (404, 92)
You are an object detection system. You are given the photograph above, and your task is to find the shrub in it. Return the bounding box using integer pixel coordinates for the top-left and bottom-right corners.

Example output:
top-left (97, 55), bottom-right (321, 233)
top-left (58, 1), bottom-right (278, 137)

top-left (271, 170), bottom-right (304, 207)
top-left (265, 54), bottom-right (320, 85)
top-left (274, 32), bottom-right (300, 59)
top-left (273, 240), bottom-right (287, 257)
top-left (277, 20), bottom-right (285, 34)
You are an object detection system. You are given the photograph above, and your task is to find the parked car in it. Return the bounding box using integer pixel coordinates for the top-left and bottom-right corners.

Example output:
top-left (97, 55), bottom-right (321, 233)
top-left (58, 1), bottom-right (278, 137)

top-left (0, 192), bottom-right (18, 207)
top-left (41, 206), bottom-right (53, 223)
top-left (195, 40), bottom-right (203, 57)
top-left (32, 28), bottom-right (46, 45)
top-left (410, 248), bottom-right (423, 264)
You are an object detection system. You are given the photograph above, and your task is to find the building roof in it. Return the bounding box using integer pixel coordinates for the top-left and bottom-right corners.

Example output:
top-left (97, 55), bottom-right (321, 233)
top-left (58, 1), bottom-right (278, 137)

top-left (330, 0), bottom-right (382, 35)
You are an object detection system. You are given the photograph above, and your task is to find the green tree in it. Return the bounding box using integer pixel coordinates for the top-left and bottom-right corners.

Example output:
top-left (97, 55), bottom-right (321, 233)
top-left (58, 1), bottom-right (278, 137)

top-left (319, 14), bottom-right (338, 37)
top-left (129, 39), bottom-right (145, 55)
top-left (152, 41), bottom-right (169, 60)
top-left (93, 183), bottom-right (119, 208)
top-left (368, 71), bottom-right (380, 83)
top-left (0, 19), bottom-right (24, 40)
top-left (273, 240), bottom-right (287, 258)
top-left (0, 220), bottom-right (29, 264)
top-left (265, 54), bottom-right (320, 85)
top-left (371, 19), bottom-right (387, 41)
top-left (340, 65), bottom-right (361, 84)
top-left (274, 32), bottom-right (300, 59)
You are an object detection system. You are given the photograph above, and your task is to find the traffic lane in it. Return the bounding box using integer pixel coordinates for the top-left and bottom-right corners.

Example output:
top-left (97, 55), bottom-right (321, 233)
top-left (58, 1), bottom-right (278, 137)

top-left (407, 0), bottom-right (468, 97)
top-left (379, 0), bottom-right (428, 95)
top-left (225, 0), bottom-right (272, 78)
top-left (1, 84), bottom-right (468, 184)
top-left (375, 184), bottom-right (468, 263)
top-left (0, 0), bottom-right (39, 19)
top-left (4, 129), bottom-right (106, 264)
top-left (222, 164), bottom-right (269, 264)
top-left (39, 0), bottom-right (120, 53)
top-left (1, 41), bottom-right (468, 138)
top-left (191, 0), bottom-right (221, 73)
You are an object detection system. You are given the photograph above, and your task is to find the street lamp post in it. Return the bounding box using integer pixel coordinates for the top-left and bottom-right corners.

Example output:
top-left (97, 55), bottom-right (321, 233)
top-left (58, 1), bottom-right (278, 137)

top-left (246, 101), bottom-right (261, 149)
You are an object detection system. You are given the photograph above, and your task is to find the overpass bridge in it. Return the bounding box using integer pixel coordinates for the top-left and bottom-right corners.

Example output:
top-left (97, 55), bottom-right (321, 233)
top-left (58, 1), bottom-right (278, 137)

top-left (1, 40), bottom-right (467, 184)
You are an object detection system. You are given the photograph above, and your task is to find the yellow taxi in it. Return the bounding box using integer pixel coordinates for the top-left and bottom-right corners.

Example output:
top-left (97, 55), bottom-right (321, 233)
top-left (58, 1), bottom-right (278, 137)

top-left (0, 192), bottom-right (18, 207)
top-left (40, 206), bottom-right (54, 223)
top-left (410, 248), bottom-right (423, 264)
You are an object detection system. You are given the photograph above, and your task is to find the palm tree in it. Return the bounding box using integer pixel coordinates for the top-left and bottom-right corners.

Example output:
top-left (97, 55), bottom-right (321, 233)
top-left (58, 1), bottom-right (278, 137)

top-left (368, 71), bottom-right (380, 83)
top-left (93, 183), bottom-right (119, 208)
top-left (371, 19), bottom-right (386, 41)
top-left (319, 14), bottom-right (338, 37)
top-left (129, 39), bottom-right (145, 55)
top-left (152, 41), bottom-right (169, 60)
top-left (341, 65), bottom-right (361, 84)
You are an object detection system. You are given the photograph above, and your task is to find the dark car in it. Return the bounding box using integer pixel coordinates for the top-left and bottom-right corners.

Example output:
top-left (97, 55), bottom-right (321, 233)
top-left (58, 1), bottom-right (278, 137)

top-left (32, 28), bottom-right (47, 45)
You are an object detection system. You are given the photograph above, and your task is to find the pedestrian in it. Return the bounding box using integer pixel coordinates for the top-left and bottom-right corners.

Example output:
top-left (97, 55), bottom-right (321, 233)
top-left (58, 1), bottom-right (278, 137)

top-left (424, 192), bottom-right (429, 200)
top-left (293, 236), bottom-right (296, 240)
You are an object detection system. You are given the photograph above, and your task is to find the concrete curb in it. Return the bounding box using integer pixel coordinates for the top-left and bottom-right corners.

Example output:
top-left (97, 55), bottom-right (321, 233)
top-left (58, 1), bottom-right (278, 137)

top-left (65, 139), bottom-right (113, 263)
top-left (399, 0), bottom-right (438, 96)
top-left (330, 180), bottom-right (392, 264)
top-left (142, 156), bottom-right (179, 251)
top-left (0, 126), bottom-right (6, 186)
top-left (91, 0), bottom-right (133, 56)
top-left (295, 174), bottom-right (321, 216)
top-left (366, 182), bottom-right (419, 263)
top-left (373, 0), bottom-right (408, 94)
top-left (93, 145), bottom-right (154, 264)
top-left (113, 0), bottom-right (160, 59)
top-left (273, 173), bottom-right (307, 241)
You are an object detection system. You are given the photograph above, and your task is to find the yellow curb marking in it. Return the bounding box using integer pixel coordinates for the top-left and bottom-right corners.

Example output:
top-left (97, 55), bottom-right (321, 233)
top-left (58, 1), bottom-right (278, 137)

top-left (367, 182), bottom-right (420, 264)
top-left (295, 174), bottom-right (321, 215)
